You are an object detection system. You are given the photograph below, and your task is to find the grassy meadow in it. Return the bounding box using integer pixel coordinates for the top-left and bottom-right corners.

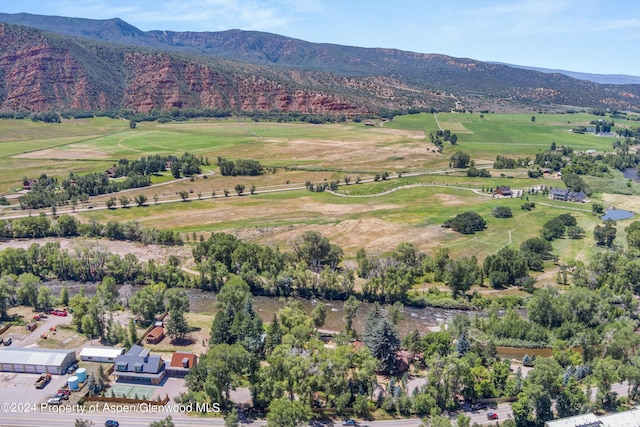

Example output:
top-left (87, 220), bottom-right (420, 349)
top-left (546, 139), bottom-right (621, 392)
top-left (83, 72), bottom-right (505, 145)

top-left (1, 111), bottom-right (639, 279)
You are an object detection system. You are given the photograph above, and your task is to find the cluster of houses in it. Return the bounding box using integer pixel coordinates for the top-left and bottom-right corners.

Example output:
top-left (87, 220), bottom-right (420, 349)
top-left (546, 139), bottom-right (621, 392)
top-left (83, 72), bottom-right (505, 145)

top-left (492, 186), bottom-right (586, 203)
top-left (78, 323), bottom-right (196, 385)
top-left (80, 345), bottom-right (197, 385)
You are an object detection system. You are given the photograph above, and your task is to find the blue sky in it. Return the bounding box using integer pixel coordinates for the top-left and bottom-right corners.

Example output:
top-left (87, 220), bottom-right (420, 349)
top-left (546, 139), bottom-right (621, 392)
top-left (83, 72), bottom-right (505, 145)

top-left (4, 0), bottom-right (639, 76)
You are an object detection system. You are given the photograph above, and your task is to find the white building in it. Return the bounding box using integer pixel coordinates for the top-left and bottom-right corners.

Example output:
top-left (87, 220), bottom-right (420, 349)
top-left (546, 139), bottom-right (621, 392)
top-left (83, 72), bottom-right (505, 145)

top-left (0, 348), bottom-right (76, 374)
top-left (79, 347), bottom-right (125, 363)
top-left (545, 406), bottom-right (640, 427)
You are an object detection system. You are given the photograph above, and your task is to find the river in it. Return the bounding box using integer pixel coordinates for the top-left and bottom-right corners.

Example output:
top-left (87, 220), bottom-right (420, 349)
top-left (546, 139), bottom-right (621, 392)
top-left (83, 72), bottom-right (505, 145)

top-left (53, 282), bottom-right (481, 337)
top-left (186, 290), bottom-right (478, 336)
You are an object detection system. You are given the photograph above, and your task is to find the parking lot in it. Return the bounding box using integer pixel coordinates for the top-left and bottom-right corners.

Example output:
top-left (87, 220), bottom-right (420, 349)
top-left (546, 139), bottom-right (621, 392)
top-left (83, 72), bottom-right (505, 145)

top-left (0, 372), bottom-right (71, 405)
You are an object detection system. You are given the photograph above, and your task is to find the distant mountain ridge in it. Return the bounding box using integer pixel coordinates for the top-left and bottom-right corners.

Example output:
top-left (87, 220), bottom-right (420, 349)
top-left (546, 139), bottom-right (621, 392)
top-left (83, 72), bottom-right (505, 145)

top-left (488, 62), bottom-right (640, 85)
top-left (0, 12), bottom-right (638, 114)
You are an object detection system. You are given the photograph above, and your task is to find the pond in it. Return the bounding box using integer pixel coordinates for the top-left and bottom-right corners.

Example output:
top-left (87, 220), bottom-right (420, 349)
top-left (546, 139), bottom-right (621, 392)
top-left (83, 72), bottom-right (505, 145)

top-left (623, 167), bottom-right (640, 182)
top-left (601, 209), bottom-right (635, 221)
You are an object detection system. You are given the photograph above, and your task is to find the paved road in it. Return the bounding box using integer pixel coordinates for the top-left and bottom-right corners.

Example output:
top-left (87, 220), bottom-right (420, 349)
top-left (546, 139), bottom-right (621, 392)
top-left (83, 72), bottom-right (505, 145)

top-left (0, 409), bottom-right (266, 427)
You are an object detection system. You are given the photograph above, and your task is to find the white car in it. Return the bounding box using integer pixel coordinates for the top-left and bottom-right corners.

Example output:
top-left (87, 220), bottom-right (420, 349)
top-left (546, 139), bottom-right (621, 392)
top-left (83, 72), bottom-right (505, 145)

top-left (47, 397), bottom-right (63, 405)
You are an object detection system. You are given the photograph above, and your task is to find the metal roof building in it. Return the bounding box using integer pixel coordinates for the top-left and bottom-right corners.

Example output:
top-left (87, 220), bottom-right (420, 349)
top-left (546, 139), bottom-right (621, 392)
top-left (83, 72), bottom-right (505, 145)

top-left (79, 347), bottom-right (125, 363)
top-left (0, 347), bottom-right (76, 375)
top-left (545, 406), bottom-right (640, 427)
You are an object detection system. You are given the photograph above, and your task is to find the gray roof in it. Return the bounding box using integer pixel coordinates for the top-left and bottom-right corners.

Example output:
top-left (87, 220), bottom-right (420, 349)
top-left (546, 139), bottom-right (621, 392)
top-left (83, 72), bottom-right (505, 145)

top-left (115, 345), bottom-right (164, 374)
top-left (0, 348), bottom-right (75, 367)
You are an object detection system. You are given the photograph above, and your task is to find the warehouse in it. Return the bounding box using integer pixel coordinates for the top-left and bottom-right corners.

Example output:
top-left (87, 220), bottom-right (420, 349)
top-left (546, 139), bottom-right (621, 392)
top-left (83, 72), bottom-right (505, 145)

top-left (0, 348), bottom-right (76, 374)
top-left (79, 347), bottom-right (125, 363)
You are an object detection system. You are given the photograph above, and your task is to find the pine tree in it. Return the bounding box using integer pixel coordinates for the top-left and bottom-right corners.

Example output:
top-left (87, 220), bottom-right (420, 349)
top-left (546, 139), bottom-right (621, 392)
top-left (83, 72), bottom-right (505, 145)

top-left (363, 304), bottom-right (400, 374)
top-left (456, 333), bottom-right (470, 356)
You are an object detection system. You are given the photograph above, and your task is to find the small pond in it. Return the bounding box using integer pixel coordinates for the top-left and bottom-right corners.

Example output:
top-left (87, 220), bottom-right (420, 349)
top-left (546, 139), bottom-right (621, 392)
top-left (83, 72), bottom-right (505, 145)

top-left (623, 167), bottom-right (640, 182)
top-left (602, 209), bottom-right (635, 221)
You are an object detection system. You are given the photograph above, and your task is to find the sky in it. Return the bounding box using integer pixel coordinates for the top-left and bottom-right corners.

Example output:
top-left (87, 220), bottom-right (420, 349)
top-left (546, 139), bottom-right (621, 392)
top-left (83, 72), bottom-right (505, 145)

top-left (3, 0), bottom-right (640, 76)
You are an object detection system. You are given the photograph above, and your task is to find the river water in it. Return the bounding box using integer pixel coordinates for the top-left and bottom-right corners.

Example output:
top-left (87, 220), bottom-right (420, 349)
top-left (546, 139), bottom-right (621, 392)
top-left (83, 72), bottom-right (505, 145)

top-left (186, 290), bottom-right (477, 336)
top-left (53, 283), bottom-right (480, 337)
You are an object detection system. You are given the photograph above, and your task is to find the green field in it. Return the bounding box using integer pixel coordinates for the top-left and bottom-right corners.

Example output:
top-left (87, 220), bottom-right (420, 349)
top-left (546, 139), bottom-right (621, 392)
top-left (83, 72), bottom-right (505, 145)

top-left (2, 112), bottom-right (639, 272)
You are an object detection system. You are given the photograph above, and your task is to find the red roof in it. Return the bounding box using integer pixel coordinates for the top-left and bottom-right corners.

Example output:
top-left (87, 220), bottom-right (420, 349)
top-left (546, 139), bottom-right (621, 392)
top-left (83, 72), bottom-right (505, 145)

top-left (146, 327), bottom-right (165, 340)
top-left (169, 352), bottom-right (197, 369)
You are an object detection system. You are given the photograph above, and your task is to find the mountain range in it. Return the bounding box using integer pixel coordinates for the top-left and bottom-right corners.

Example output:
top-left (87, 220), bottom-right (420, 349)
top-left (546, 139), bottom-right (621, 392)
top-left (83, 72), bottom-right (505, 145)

top-left (0, 12), bottom-right (638, 115)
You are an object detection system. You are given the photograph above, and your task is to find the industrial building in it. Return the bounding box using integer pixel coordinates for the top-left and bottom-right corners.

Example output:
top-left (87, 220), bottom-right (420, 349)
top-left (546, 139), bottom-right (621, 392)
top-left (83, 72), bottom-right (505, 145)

top-left (79, 347), bottom-right (125, 363)
top-left (545, 406), bottom-right (640, 427)
top-left (0, 347), bottom-right (76, 374)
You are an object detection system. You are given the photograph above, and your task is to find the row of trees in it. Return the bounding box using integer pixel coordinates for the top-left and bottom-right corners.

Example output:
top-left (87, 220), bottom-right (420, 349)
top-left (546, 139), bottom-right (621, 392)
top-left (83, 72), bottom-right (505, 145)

top-left (0, 214), bottom-right (181, 245)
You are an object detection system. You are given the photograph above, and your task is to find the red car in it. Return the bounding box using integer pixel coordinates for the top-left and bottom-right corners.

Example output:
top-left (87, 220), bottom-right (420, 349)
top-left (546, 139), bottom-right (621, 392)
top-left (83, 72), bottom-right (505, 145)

top-left (487, 412), bottom-right (499, 420)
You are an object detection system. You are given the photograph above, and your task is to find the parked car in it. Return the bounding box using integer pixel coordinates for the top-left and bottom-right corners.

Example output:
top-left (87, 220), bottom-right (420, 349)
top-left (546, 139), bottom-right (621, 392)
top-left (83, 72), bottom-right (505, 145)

top-left (46, 398), bottom-right (62, 405)
top-left (3, 337), bottom-right (11, 346)
top-left (105, 421), bottom-right (119, 427)
top-left (57, 389), bottom-right (71, 396)
top-left (67, 363), bottom-right (78, 373)
top-left (342, 420), bottom-right (357, 426)
top-left (487, 412), bottom-right (499, 420)
top-left (53, 393), bottom-right (69, 400)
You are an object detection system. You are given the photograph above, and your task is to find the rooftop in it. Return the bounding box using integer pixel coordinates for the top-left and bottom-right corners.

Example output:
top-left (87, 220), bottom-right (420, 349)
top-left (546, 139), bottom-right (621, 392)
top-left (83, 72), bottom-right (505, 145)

top-left (79, 347), bottom-right (125, 358)
top-left (0, 348), bottom-right (75, 366)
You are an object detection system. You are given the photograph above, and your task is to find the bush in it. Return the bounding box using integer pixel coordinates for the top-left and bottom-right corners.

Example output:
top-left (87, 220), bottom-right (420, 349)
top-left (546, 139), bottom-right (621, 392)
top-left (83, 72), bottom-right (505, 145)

top-left (492, 206), bottom-right (513, 218)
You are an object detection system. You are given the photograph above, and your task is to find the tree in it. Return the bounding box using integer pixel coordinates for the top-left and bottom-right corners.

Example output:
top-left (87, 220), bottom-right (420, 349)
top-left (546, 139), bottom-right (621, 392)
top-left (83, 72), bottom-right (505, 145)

top-left (57, 215), bottom-right (79, 236)
top-left (311, 302), bottom-right (327, 328)
top-left (444, 211), bottom-right (486, 234)
top-left (178, 190), bottom-right (190, 201)
top-left (343, 295), bottom-right (361, 334)
top-left (36, 286), bottom-right (53, 311)
top-left (59, 282), bottom-right (69, 306)
top-left (224, 407), bottom-right (240, 427)
top-left (128, 282), bottom-right (166, 324)
top-left (266, 398), bottom-right (311, 427)
top-left (96, 277), bottom-right (119, 311)
top-left (234, 184), bottom-right (245, 196)
top-left (594, 220), bottom-right (617, 247)
top-left (292, 231), bottom-right (342, 271)
top-left (456, 333), bottom-right (470, 356)
top-left (149, 417), bottom-right (175, 427)
top-left (165, 288), bottom-right (190, 341)
top-left (363, 305), bottom-right (401, 374)
top-left (445, 257), bottom-right (481, 298)
top-left (129, 120), bottom-right (137, 129)
top-left (492, 206), bottom-right (513, 218)
top-left (387, 301), bottom-right (405, 325)
top-left (128, 317), bottom-right (137, 344)
top-left (134, 194), bottom-right (148, 207)
top-left (105, 196), bottom-right (116, 209)
top-left (119, 195), bottom-right (130, 208)
top-left (171, 162), bottom-right (181, 178)
top-left (450, 151), bottom-right (471, 168)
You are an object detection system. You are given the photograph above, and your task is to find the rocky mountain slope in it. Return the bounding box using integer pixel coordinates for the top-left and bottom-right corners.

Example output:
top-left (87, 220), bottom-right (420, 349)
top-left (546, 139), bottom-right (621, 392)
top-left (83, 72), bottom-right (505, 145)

top-left (0, 13), bottom-right (638, 114)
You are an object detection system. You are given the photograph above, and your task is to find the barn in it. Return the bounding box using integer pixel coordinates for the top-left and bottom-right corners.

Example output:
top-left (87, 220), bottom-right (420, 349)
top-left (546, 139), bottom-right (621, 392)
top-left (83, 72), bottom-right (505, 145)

top-left (0, 348), bottom-right (76, 374)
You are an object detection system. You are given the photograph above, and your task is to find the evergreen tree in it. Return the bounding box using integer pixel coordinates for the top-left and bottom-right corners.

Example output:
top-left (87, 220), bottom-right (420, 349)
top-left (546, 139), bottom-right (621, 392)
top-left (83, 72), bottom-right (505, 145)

top-left (456, 332), bottom-right (470, 356)
top-left (363, 305), bottom-right (401, 374)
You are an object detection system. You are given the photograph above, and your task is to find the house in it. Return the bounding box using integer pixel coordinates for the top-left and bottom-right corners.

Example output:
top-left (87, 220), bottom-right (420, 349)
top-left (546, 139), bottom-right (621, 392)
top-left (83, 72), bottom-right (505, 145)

top-left (113, 345), bottom-right (166, 384)
top-left (549, 188), bottom-right (586, 203)
top-left (79, 347), bottom-right (125, 363)
top-left (22, 179), bottom-right (36, 190)
top-left (146, 326), bottom-right (165, 344)
top-left (494, 186), bottom-right (512, 197)
top-left (25, 322), bottom-right (37, 332)
top-left (166, 352), bottom-right (198, 378)
top-left (105, 166), bottom-right (117, 177)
